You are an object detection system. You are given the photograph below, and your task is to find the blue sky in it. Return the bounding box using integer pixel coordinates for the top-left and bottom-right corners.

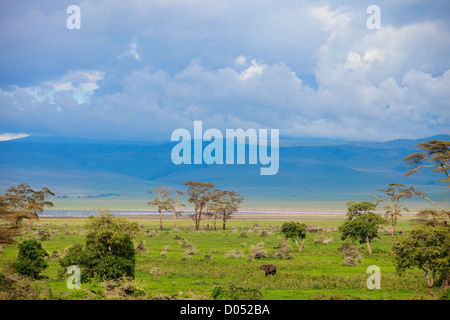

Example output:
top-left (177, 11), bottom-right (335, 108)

top-left (0, 0), bottom-right (449, 141)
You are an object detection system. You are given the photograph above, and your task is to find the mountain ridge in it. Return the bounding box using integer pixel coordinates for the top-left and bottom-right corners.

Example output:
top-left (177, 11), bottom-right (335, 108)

top-left (1, 134), bottom-right (448, 210)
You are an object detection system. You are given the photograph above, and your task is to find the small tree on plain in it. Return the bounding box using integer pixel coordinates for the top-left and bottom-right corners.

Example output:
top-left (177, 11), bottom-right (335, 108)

top-left (280, 221), bottom-right (307, 252)
top-left (215, 190), bottom-right (243, 231)
top-left (183, 181), bottom-right (215, 231)
top-left (338, 201), bottom-right (387, 254)
top-left (392, 225), bottom-right (450, 300)
top-left (148, 186), bottom-right (172, 231)
top-left (166, 189), bottom-right (184, 230)
top-left (59, 209), bottom-right (141, 280)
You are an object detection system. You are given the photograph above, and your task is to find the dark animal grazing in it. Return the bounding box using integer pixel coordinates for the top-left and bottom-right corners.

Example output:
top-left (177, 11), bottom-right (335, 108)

top-left (307, 228), bottom-right (319, 233)
top-left (398, 231), bottom-right (403, 236)
top-left (260, 264), bottom-right (276, 277)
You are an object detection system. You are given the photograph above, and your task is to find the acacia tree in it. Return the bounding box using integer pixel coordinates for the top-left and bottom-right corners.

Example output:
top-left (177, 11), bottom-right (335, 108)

top-left (183, 181), bottom-right (215, 231)
top-left (204, 189), bottom-right (223, 231)
top-left (374, 183), bottom-right (415, 235)
top-left (147, 186), bottom-right (172, 231)
top-left (4, 184), bottom-right (54, 230)
top-left (167, 189), bottom-right (184, 230)
top-left (392, 225), bottom-right (450, 300)
top-left (404, 140), bottom-right (450, 185)
top-left (404, 140), bottom-right (450, 225)
top-left (218, 191), bottom-right (243, 230)
top-left (0, 194), bottom-right (24, 243)
top-left (338, 201), bottom-right (387, 254)
top-left (280, 221), bottom-right (307, 252)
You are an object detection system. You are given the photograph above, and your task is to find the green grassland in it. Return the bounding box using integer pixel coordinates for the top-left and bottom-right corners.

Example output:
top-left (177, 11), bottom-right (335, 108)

top-left (0, 214), bottom-right (447, 300)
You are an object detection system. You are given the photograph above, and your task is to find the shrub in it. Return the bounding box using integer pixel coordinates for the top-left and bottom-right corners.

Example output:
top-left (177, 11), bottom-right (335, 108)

top-left (37, 229), bottom-right (51, 241)
top-left (343, 256), bottom-right (357, 266)
top-left (184, 247), bottom-right (198, 255)
top-left (0, 271), bottom-right (40, 299)
top-left (239, 231), bottom-right (248, 238)
top-left (212, 284), bottom-right (263, 300)
top-left (104, 278), bottom-right (146, 299)
top-left (273, 237), bottom-right (292, 250)
top-left (135, 241), bottom-right (147, 255)
top-left (203, 252), bottom-right (213, 260)
top-left (273, 248), bottom-right (294, 259)
top-left (314, 235), bottom-right (334, 245)
top-left (13, 240), bottom-right (49, 279)
top-left (338, 241), bottom-right (362, 266)
top-left (50, 250), bottom-right (60, 260)
top-left (259, 230), bottom-right (272, 237)
top-left (96, 255), bottom-right (136, 280)
top-left (338, 241), bottom-right (362, 260)
top-left (59, 210), bottom-right (140, 281)
top-left (179, 239), bottom-right (193, 248)
top-left (160, 245), bottom-right (170, 257)
top-left (248, 242), bottom-right (269, 259)
top-left (59, 244), bottom-right (95, 281)
top-left (225, 249), bottom-right (245, 259)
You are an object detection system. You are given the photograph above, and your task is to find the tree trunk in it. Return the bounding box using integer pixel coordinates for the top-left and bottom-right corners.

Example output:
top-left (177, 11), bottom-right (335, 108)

top-left (425, 271), bottom-right (434, 300)
top-left (173, 213), bottom-right (177, 230)
top-left (222, 219), bottom-right (226, 230)
top-left (159, 210), bottom-right (163, 231)
top-left (299, 239), bottom-right (305, 252)
top-left (295, 239), bottom-right (305, 252)
top-left (366, 237), bottom-right (372, 254)
top-left (198, 209), bottom-right (203, 230)
top-left (29, 219), bottom-right (33, 231)
top-left (194, 208), bottom-right (199, 231)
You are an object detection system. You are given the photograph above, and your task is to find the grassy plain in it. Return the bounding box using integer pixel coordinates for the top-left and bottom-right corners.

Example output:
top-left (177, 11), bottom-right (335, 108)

top-left (0, 214), bottom-right (447, 300)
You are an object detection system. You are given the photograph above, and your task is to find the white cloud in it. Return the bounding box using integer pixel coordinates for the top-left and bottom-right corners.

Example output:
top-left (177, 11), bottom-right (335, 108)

top-left (0, 133), bottom-right (29, 141)
top-left (1, 1), bottom-right (449, 141)
top-left (119, 43), bottom-right (141, 60)
top-left (1, 53), bottom-right (449, 141)
top-left (239, 60), bottom-right (267, 80)
top-left (234, 55), bottom-right (248, 67)
top-left (45, 70), bottom-right (104, 104)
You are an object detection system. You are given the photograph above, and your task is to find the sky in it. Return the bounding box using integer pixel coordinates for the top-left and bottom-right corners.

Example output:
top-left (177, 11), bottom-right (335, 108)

top-left (0, 0), bottom-right (449, 141)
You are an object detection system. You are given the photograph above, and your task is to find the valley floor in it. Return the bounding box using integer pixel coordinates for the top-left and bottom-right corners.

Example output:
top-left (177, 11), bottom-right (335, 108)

top-left (0, 214), bottom-right (448, 300)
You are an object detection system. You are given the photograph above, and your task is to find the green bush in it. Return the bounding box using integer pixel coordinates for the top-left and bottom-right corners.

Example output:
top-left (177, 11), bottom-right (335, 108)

top-left (59, 244), bottom-right (96, 281)
top-left (13, 240), bottom-right (49, 279)
top-left (59, 210), bottom-right (140, 281)
top-left (95, 255), bottom-right (136, 280)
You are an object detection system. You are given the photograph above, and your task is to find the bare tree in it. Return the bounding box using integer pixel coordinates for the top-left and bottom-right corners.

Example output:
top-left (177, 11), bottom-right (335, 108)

top-left (374, 183), bottom-right (415, 235)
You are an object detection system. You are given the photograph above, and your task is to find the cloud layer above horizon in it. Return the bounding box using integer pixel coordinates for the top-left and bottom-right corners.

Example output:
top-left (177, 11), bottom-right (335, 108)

top-left (1, 0), bottom-right (449, 141)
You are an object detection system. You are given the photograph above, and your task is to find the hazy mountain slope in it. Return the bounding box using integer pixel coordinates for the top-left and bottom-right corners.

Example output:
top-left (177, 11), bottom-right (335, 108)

top-left (0, 134), bottom-right (448, 209)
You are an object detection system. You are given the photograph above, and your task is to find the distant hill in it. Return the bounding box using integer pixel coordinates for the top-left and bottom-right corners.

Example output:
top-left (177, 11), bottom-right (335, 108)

top-left (0, 134), bottom-right (449, 211)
